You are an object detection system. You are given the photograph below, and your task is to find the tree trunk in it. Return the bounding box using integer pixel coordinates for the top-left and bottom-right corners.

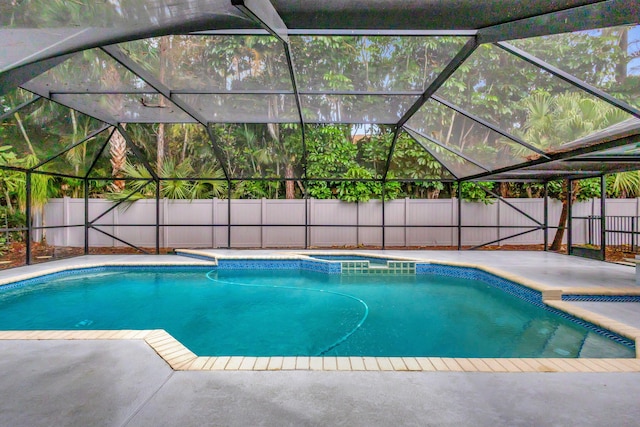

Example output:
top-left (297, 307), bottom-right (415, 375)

top-left (550, 198), bottom-right (568, 251)
top-left (3, 188), bottom-right (13, 213)
top-left (157, 123), bottom-right (165, 174)
top-left (14, 112), bottom-right (36, 156)
top-left (285, 163), bottom-right (295, 199)
top-left (616, 28), bottom-right (628, 85)
top-left (427, 188), bottom-right (440, 199)
top-left (550, 180), bottom-right (578, 251)
top-left (499, 182), bottom-right (509, 198)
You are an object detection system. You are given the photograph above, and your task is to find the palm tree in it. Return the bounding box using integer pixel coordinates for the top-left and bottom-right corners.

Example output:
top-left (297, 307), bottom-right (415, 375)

top-left (0, 146), bottom-right (20, 213)
top-left (610, 171), bottom-right (640, 198)
top-left (16, 155), bottom-right (54, 244)
top-left (109, 129), bottom-right (127, 192)
top-left (107, 157), bottom-right (227, 204)
top-left (515, 92), bottom-right (630, 250)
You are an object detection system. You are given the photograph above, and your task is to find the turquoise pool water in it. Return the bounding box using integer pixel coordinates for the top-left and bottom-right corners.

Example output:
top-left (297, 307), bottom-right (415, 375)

top-left (0, 268), bottom-right (634, 358)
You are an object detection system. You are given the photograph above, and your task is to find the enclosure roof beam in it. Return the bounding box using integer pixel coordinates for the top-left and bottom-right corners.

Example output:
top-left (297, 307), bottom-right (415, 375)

top-left (404, 125), bottom-right (492, 172)
top-left (85, 128), bottom-right (117, 179)
top-left (0, 96), bottom-right (42, 122)
top-left (403, 129), bottom-right (460, 180)
top-left (100, 45), bottom-right (186, 112)
top-left (101, 45), bottom-right (230, 180)
top-left (0, 54), bottom-right (73, 97)
top-left (34, 125), bottom-right (112, 170)
top-left (0, 164), bottom-right (27, 173)
top-left (381, 127), bottom-right (402, 181)
top-left (477, 0), bottom-right (637, 44)
top-left (115, 124), bottom-right (159, 182)
top-left (192, 29), bottom-right (479, 36)
top-left (496, 42), bottom-right (640, 119)
top-left (232, 0), bottom-right (289, 43)
top-left (564, 156), bottom-right (640, 163)
top-left (232, 0), bottom-right (308, 179)
top-left (31, 170), bottom-right (88, 180)
top-left (204, 125), bottom-right (231, 180)
top-left (396, 37), bottom-right (478, 128)
top-left (460, 133), bottom-right (640, 182)
top-left (430, 95), bottom-right (550, 159)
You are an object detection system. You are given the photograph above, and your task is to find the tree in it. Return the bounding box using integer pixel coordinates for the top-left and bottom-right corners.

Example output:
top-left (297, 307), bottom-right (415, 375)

top-left (515, 92), bottom-right (628, 250)
top-left (109, 129), bottom-right (128, 192)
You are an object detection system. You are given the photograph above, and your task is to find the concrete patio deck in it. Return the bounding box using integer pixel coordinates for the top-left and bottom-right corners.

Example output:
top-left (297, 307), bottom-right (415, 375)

top-left (1, 251), bottom-right (640, 425)
top-left (2, 339), bottom-right (640, 426)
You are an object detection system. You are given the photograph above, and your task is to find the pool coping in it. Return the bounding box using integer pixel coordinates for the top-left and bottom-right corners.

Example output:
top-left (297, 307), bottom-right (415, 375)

top-left (1, 253), bottom-right (640, 372)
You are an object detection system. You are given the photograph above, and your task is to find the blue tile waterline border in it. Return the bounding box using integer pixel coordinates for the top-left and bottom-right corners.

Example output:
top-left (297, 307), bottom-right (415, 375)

top-left (0, 261), bottom-right (635, 350)
top-left (563, 295), bottom-right (640, 303)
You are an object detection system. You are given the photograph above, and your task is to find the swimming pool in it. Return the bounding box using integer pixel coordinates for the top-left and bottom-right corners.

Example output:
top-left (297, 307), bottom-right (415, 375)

top-left (0, 266), bottom-right (634, 358)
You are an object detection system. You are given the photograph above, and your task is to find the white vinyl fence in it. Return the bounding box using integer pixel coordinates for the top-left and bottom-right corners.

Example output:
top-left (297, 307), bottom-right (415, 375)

top-left (40, 197), bottom-right (640, 249)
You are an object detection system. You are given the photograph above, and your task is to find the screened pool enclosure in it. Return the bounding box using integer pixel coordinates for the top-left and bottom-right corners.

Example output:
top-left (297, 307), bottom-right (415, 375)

top-left (0, 0), bottom-right (639, 265)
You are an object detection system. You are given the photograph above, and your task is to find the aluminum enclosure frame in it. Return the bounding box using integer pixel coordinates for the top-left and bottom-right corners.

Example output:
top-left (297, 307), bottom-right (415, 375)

top-left (0, 0), bottom-right (639, 266)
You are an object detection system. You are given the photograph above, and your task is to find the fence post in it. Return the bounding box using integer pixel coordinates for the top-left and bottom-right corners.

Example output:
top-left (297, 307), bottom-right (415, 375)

top-left (309, 198), bottom-right (313, 247)
top-left (404, 197), bottom-right (408, 247)
top-left (84, 181), bottom-right (89, 254)
top-left (497, 198), bottom-right (501, 247)
top-left (450, 198), bottom-right (455, 247)
top-left (227, 184), bottom-right (231, 248)
top-left (261, 197), bottom-right (266, 249)
top-left (543, 181), bottom-right (548, 251)
top-left (163, 198), bottom-right (169, 249)
top-left (212, 197), bottom-right (216, 249)
top-left (600, 175), bottom-right (606, 261)
top-left (567, 179), bottom-right (573, 254)
top-left (62, 196), bottom-right (69, 247)
top-left (25, 171), bottom-right (31, 265)
top-left (356, 201), bottom-right (360, 247)
top-left (113, 201), bottom-right (119, 248)
top-left (304, 189), bottom-right (308, 249)
top-left (381, 187), bottom-right (386, 249)
top-left (633, 216), bottom-right (637, 253)
top-left (457, 185), bottom-right (462, 250)
top-left (155, 180), bottom-right (160, 254)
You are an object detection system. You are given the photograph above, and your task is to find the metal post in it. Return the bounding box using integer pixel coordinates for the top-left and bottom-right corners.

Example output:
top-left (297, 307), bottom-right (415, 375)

top-left (84, 178), bottom-right (89, 255)
top-left (457, 183), bottom-right (462, 250)
top-left (25, 171), bottom-right (32, 265)
top-left (356, 200), bottom-right (359, 247)
top-left (227, 182), bottom-right (232, 248)
top-left (381, 185), bottom-right (386, 249)
top-left (543, 181), bottom-right (548, 251)
top-left (155, 179), bottom-right (160, 255)
top-left (601, 175), bottom-right (606, 261)
top-left (633, 217), bottom-right (637, 253)
top-left (567, 179), bottom-right (573, 255)
top-left (304, 187), bottom-right (308, 249)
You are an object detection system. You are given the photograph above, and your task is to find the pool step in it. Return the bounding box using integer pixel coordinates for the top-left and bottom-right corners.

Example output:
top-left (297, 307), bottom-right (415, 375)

top-left (174, 250), bottom-right (218, 264)
top-left (514, 319), bottom-right (557, 356)
top-left (540, 324), bottom-right (584, 357)
top-left (341, 261), bottom-right (416, 275)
